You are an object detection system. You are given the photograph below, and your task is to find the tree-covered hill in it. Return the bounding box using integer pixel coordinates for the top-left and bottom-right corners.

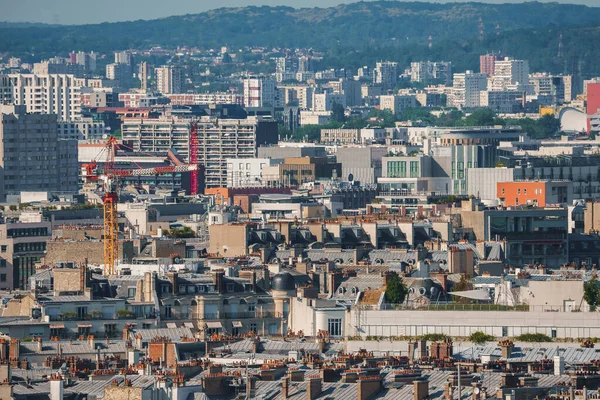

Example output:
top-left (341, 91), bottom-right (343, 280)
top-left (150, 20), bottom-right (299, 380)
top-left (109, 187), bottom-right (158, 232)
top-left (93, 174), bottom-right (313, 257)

top-left (1, 1), bottom-right (600, 54)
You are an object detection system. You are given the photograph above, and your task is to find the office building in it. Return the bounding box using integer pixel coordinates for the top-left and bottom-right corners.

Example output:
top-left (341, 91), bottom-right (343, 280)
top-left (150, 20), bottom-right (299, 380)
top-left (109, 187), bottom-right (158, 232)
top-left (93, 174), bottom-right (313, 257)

top-left (75, 51), bottom-right (97, 72)
top-left (0, 74), bottom-right (82, 121)
top-left (155, 66), bottom-right (183, 94)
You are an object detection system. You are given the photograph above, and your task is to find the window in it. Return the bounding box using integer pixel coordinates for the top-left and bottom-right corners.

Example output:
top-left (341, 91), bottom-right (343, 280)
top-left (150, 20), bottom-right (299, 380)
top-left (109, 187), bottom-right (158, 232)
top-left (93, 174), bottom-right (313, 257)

top-left (0, 246), bottom-right (6, 253)
top-left (127, 288), bottom-right (136, 298)
top-left (0, 274), bottom-right (6, 283)
top-left (517, 188), bottom-right (521, 195)
top-left (249, 323), bottom-right (258, 333)
top-left (227, 283), bottom-right (235, 292)
top-left (76, 306), bottom-right (87, 319)
top-left (0, 259), bottom-right (6, 268)
top-left (524, 188), bottom-right (527, 195)
top-left (327, 318), bottom-right (342, 337)
top-left (501, 188), bottom-right (505, 195)
top-left (164, 306), bottom-right (172, 318)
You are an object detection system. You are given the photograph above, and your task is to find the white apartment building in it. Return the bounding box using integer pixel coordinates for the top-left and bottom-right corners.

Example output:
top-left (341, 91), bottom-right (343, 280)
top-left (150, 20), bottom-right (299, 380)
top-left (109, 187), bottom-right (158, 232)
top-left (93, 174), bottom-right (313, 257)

top-left (410, 61), bottom-right (452, 85)
top-left (243, 77), bottom-right (276, 108)
top-left (373, 61), bottom-right (398, 91)
top-left (226, 158), bottom-right (272, 188)
top-left (122, 116), bottom-right (278, 189)
top-left (312, 92), bottom-right (346, 112)
top-left (490, 58), bottom-right (531, 93)
top-left (0, 74), bottom-right (82, 121)
top-left (105, 63), bottom-right (132, 89)
top-left (277, 85), bottom-right (314, 109)
top-left (155, 66), bottom-right (183, 94)
top-left (167, 93), bottom-right (243, 106)
top-left (529, 73), bottom-right (572, 105)
top-left (379, 95), bottom-right (417, 116)
top-left (450, 71), bottom-right (488, 108)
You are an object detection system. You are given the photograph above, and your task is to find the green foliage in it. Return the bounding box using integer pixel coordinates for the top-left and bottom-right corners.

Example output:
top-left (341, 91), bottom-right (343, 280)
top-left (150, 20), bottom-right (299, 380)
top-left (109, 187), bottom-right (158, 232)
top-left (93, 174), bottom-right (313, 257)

top-left (515, 333), bottom-right (553, 342)
top-left (421, 333), bottom-right (448, 342)
top-left (504, 115), bottom-right (561, 139)
top-left (398, 108), bottom-right (437, 124)
top-left (116, 309), bottom-right (135, 319)
top-left (2, 2), bottom-right (600, 72)
top-left (584, 276), bottom-right (600, 312)
top-left (469, 331), bottom-right (495, 344)
top-left (384, 274), bottom-right (408, 304)
top-left (8, 205), bottom-right (17, 211)
top-left (452, 275), bottom-right (473, 303)
top-left (169, 226), bottom-right (196, 238)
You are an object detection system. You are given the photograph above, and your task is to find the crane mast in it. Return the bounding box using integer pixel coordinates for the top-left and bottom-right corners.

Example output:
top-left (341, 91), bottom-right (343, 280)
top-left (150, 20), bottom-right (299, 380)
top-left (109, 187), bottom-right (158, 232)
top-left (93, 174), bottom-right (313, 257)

top-left (87, 137), bottom-right (199, 276)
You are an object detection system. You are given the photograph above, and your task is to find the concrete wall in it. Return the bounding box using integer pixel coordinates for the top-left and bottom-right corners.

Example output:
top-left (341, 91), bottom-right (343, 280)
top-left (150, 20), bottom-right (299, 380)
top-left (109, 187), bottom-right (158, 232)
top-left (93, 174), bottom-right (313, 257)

top-left (208, 224), bottom-right (248, 257)
top-left (524, 280), bottom-right (587, 311)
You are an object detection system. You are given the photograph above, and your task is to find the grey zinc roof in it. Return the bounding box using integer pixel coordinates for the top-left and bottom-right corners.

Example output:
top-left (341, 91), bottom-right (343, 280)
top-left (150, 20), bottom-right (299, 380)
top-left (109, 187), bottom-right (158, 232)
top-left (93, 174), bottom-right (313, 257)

top-left (454, 345), bottom-right (600, 364)
top-left (305, 249), bottom-right (356, 264)
top-left (134, 327), bottom-right (194, 342)
top-left (20, 340), bottom-right (129, 356)
top-left (369, 250), bottom-right (418, 264)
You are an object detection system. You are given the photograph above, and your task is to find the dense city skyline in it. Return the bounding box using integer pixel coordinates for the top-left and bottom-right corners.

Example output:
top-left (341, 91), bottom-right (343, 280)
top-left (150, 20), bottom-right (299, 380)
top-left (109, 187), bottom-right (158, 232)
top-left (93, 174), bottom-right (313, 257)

top-left (3, 0), bottom-right (599, 25)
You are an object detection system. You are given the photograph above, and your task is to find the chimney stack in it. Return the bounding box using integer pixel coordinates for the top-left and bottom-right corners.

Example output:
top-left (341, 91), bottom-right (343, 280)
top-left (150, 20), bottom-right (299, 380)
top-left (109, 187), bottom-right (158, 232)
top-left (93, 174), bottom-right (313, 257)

top-left (307, 377), bottom-right (322, 400)
top-left (88, 335), bottom-right (95, 350)
top-left (499, 340), bottom-right (514, 359)
top-left (212, 270), bottom-right (225, 294)
top-left (282, 376), bottom-right (289, 399)
top-left (358, 376), bottom-right (383, 400)
top-left (37, 337), bottom-right (43, 352)
top-left (419, 339), bottom-right (427, 359)
top-left (50, 376), bottom-right (64, 400)
top-left (413, 380), bottom-right (429, 400)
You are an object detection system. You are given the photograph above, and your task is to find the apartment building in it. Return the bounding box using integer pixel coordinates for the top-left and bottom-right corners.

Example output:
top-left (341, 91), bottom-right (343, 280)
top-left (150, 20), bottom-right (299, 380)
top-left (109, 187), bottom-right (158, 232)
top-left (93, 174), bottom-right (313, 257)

top-left (0, 213), bottom-right (52, 290)
top-left (373, 61), bottom-right (398, 91)
top-left (0, 105), bottom-right (79, 201)
top-left (410, 61), bottom-right (452, 85)
top-left (312, 92), bottom-right (346, 112)
top-left (243, 77), bottom-right (276, 107)
top-left (490, 57), bottom-right (531, 93)
top-left (0, 74), bottom-right (82, 120)
top-left (122, 116), bottom-right (278, 190)
top-left (529, 73), bottom-right (573, 105)
top-left (155, 66), bottom-right (183, 94)
top-left (58, 118), bottom-right (106, 140)
top-left (167, 93), bottom-right (243, 106)
top-left (479, 53), bottom-right (503, 76)
top-left (105, 63), bottom-right (133, 89)
top-left (379, 95), bottom-right (417, 116)
top-left (450, 71), bottom-right (488, 108)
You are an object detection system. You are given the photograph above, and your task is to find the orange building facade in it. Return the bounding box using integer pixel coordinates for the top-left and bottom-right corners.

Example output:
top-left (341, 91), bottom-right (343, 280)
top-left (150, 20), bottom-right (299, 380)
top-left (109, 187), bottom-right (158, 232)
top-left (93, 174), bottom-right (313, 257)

top-left (497, 181), bottom-right (549, 207)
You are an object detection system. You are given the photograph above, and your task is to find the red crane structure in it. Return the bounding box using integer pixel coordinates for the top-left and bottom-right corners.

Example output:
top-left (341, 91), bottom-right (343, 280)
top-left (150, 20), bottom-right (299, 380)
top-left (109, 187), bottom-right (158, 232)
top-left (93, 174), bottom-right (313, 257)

top-left (85, 137), bottom-right (198, 275)
top-left (189, 122), bottom-right (199, 195)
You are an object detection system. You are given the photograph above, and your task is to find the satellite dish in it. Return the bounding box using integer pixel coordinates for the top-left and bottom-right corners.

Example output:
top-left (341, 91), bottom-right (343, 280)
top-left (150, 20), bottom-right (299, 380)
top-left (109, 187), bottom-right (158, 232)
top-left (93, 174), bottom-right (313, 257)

top-left (348, 174), bottom-right (354, 182)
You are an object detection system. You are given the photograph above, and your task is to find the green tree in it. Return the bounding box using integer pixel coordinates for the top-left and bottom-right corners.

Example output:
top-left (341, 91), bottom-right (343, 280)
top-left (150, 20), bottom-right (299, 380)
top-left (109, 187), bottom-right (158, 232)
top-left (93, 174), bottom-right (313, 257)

top-left (462, 108), bottom-right (497, 126)
top-left (385, 274), bottom-right (408, 304)
top-left (452, 275), bottom-right (473, 303)
top-left (331, 102), bottom-right (346, 123)
top-left (584, 276), bottom-right (600, 311)
top-left (169, 226), bottom-right (196, 238)
top-left (469, 331), bottom-right (495, 344)
top-left (535, 114), bottom-right (561, 138)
